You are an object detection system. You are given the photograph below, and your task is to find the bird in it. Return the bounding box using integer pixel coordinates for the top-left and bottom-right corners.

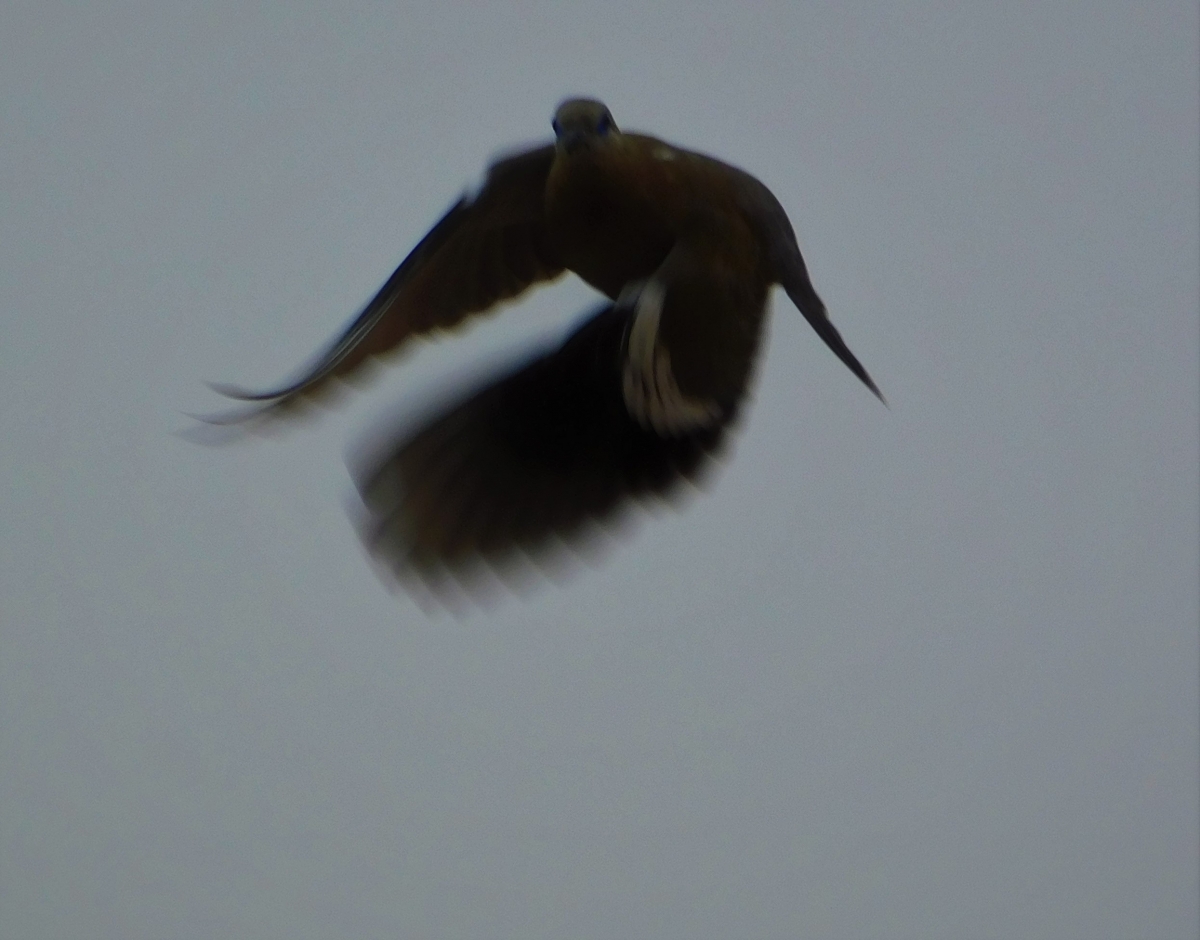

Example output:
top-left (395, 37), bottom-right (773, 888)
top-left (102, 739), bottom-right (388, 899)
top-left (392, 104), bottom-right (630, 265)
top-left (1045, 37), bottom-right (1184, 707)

top-left (207, 98), bottom-right (882, 597)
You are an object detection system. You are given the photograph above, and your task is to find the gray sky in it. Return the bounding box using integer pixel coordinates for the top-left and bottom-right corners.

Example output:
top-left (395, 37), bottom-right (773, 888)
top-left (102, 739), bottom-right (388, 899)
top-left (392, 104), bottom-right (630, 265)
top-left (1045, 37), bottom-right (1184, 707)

top-left (2, 2), bottom-right (1197, 937)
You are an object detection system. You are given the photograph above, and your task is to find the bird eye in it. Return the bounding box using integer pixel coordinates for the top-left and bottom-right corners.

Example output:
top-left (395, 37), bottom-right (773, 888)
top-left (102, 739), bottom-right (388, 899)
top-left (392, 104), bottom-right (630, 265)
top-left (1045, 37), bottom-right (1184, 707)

top-left (596, 114), bottom-right (611, 135)
top-left (552, 119), bottom-right (561, 135)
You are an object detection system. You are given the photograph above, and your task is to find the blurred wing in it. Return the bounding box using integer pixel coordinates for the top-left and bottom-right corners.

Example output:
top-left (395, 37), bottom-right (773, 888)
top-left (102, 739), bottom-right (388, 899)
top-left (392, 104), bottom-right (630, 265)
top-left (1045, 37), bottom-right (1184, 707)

top-left (353, 302), bottom-right (738, 597)
top-left (212, 144), bottom-right (564, 417)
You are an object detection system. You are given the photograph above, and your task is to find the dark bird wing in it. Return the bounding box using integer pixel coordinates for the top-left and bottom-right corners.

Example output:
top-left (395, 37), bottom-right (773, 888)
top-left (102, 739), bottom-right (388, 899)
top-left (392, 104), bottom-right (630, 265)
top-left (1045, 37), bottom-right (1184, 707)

top-left (211, 144), bottom-right (564, 418)
top-left (726, 164), bottom-right (885, 403)
top-left (352, 302), bottom-right (737, 600)
top-left (780, 260), bottom-right (885, 404)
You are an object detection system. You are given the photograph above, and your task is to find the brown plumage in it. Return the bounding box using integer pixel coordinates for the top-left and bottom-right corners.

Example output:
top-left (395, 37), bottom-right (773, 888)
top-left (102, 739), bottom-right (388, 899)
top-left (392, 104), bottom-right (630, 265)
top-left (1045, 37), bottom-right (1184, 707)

top-left (352, 301), bottom-right (734, 597)
top-left (209, 98), bottom-right (882, 592)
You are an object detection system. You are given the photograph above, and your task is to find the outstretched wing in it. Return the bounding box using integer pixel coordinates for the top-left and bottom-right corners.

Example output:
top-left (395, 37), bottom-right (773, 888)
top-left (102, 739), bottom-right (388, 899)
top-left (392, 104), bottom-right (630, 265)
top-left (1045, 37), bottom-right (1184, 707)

top-left (212, 144), bottom-right (564, 418)
top-left (780, 261), bottom-right (885, 403)
top-left (352, 302), bottom-right (739, 602)
top-left (725, 162), bottom-right (885, 403)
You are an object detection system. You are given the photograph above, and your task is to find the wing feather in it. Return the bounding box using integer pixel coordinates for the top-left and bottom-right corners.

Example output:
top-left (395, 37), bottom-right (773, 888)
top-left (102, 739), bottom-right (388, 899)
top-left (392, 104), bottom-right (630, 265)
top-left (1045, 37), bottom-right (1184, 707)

top-left (353, 303), bottom-right (737, 597)
top-left (213, 145), bottom-right (563, 416)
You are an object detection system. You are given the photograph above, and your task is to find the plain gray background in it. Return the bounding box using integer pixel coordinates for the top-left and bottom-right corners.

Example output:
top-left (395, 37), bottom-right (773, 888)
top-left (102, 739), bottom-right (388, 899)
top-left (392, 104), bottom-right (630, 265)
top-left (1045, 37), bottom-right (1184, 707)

top-left (2, 2), bottom-right (1197, 937)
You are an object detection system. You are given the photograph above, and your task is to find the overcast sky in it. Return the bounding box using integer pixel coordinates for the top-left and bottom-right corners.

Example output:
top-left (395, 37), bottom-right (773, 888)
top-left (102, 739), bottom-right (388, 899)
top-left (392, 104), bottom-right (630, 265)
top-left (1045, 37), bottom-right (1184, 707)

top-left (2, 3), bottom-right (1197, 938)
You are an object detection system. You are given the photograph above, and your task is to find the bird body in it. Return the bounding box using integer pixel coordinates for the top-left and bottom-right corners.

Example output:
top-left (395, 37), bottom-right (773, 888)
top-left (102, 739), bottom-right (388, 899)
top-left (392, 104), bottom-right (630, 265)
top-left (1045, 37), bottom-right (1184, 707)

top-left (209, 99), bottom-right (881, 590)
top-left (544, 129), bottom-right (775, 417)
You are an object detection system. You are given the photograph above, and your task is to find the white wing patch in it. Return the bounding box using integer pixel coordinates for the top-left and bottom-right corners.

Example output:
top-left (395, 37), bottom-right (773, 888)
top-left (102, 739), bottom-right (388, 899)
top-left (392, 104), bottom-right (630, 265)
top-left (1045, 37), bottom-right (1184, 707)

top-left (620, 279), bottom-right (723, 436)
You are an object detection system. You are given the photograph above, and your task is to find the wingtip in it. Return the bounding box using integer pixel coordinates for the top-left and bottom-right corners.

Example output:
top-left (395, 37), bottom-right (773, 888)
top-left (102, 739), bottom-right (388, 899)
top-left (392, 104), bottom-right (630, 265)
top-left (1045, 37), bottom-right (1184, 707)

top-left (175, 408), bottom-right (266, 445)
top-left (782, 279), bottom-right (886, 408)
top-left (823, 332), bottom-right (887, 408)
top-left (206, 381), bottom-right (285, 403)
top-left (183, 404), bottom-right (267, 427)
top-left (861, 373), bottom-right (888, 408)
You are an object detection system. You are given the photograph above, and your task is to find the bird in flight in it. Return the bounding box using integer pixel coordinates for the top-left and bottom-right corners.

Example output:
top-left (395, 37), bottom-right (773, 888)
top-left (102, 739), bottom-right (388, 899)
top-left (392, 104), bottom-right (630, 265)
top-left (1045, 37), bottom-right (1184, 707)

top-left (207, 98), bottom-right (882, 598)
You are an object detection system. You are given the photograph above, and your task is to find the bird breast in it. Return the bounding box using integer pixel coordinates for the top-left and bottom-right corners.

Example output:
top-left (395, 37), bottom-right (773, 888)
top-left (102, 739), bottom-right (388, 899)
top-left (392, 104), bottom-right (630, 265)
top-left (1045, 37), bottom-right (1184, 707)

top-left (545, 144), bottom-right (678, 299)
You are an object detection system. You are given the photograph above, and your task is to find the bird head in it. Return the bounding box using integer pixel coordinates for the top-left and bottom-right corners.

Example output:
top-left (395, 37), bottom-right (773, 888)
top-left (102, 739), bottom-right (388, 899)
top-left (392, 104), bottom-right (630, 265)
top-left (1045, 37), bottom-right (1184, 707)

top-left (552, 98), bottom-right (619, 153)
